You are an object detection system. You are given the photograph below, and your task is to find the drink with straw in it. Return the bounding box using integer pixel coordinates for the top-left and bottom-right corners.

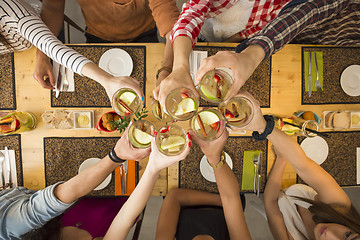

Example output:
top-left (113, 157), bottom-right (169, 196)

top-left (0, 112), bottom-right (36, 135)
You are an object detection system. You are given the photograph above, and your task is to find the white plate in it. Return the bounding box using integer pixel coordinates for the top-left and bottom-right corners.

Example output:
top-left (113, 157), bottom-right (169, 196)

top-left (78, 158), bottom-right (112, 190)
top-left (73, 111), bottom-right (94, 129)
top-left (300, 136), bottom-right (329, 165)
top-left (340, 65), bottom-right (360, 97)
top-left (200, 152), bottom-right (233, 182)
top-left (99, 49), bottom-right (133, 77)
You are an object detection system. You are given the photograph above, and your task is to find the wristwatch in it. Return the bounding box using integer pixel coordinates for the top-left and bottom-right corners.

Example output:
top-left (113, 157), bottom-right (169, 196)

top-left (207, 151), bottom-right (226, 168)
top-left (156, 66), bottom-right (172, 80)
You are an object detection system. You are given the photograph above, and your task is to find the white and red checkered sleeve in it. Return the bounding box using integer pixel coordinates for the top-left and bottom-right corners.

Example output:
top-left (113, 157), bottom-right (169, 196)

top-left (170, 0), bottom-right (213, 47)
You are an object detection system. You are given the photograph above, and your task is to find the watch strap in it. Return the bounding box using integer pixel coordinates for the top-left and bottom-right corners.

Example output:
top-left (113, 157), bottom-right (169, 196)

top-left (252, 115), bottom-right (275, 141)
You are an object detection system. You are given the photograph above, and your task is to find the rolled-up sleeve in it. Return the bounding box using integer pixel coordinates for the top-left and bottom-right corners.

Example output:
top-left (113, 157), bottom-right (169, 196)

top-left (149, 0), bottom-right (180, 37)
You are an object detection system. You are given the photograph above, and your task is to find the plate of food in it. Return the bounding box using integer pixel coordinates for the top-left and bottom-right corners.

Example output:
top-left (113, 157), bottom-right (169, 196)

top-left (323, 110), bottom-right (351, 130)
top-left (99, 48), bottom-right (133, 77)
top-left (73, 111), bottom-right (94, 129)
top-left (340, 65), bottom-right (360, 97)
top-left (78, 158), bottom-right (112, 190)
top-left (300, 136), bottom-right (329, 165)
top-left (41, 110), bottom-right (94, 130)
top-left (200, 152), bottom-right (233, 182)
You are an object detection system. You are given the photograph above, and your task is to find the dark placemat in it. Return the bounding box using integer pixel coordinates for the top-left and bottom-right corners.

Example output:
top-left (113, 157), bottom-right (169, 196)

top-left (0, 53), bottom-right (16, 110)
top-left (193, 46), bottom-right (271, 108)
top-left (179, 136), bottom-right (268, 193)
top-left (44, 137), bottom-right (138, 196)
top-left (0, 134), bottom-right (23, 186)
top-left (51, 45), bottom-right (146, 107)
top-left (297, 131), bottom-right (360, 186)
top-left (301, 47), bottom-right (360, 104)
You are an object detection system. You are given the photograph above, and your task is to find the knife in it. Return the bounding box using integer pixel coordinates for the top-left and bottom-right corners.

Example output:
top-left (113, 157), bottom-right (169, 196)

top-left (124, 160), bottom-right (128, 195)
top-left (120, 163), bottom-right (124, 195)
top-left (256, 152), bottom-right (262, 197)
top-left (308, 52), bottom-right (312, 97)
top-left (4, 147), bottom-right (11, 188)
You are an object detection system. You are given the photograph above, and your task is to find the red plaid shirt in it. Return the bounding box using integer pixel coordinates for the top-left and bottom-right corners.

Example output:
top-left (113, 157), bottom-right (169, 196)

top-left (171, 0), bottom-right (291, 46)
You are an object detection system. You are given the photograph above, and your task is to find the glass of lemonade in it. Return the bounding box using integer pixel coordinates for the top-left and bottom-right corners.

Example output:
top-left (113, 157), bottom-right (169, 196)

top-left (165, 87), bottom-right (199, 121)
top-left (152, 100), bottom-right (170, 122)
top-left (219, 96), bottom-right (254, 128)
top-left (198, 68), bottom-right (233, 103)
top-left (128, 120), bottom-right (155, 148)
top-left (190, 108), bottom-right (225, 141)
top-left (0, 111), bottom-right (37, 135)
top-left (112, 88), bottom-right (141, 117)
top-left (156, 124), bottom-right (187, 156)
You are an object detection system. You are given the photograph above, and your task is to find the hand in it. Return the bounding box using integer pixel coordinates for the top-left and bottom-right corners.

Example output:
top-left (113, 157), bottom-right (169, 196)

top-left (33, 53), bottom-right (56, 89)
top-left (229, 90), bottom-right (266, 132)
top-left (114, 124), bottom-right (151, 161)
top-left (195, 45), bottom-right (265, 98)
top-left (156, 68), bottom-right (171, 87)
top-left (189, 128), bottom-right (229, 165)
top-left (147, 134), bottom-right (191, 172)
top-left (153, 67), bottom-right (199, 109)
top-left (102, 76), bottom-right (144, 104)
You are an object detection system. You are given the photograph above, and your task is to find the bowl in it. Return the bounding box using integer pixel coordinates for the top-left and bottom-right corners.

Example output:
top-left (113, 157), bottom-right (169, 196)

top-left (294, 111), bottom-right (322, 124)
top-left (96, 111), bottom-right (120, 132)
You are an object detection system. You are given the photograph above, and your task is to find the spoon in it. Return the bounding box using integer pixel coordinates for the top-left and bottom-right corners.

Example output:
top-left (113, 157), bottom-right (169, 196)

top-left (0, 152), bottom-right (5, 189)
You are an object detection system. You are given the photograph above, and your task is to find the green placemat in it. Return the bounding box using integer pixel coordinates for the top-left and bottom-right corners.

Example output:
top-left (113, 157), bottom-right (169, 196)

top-left (44, 137), bottom-right (138, 196)
top-left (302, 47), bottom-right (360, 104)
top-left (0, 53), bottom-right (16, 110)
top-left (297, 131), bottom-right (360, 186)
top-left (0, 134), bottom-right (23, 186)
top-left (179, 136), bottom-right (268, 193)
top-left (51, 45), bottom-right (146, 107)
top-left (193, 46), bottom-right (271, 108)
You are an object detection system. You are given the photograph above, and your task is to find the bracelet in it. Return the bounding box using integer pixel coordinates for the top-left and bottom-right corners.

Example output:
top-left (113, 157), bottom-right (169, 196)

top-left (108, 148), bottom-right (126, 164)
top-left (207, 151), bottom-right (226, 168)
top-left (156, 66), bottom-right (172, 80)
top-left (252, 115), bottom-right (275, 141)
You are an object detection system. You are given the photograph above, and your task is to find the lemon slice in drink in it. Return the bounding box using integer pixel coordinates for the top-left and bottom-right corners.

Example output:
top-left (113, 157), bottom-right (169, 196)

top-left (161, 136), bottom-right (186, 150)
top-left (133, 128), bottom-right (153, 145)
top-left (77, 115), bottom-right (89, 126)
top-left (174, 98), bottom-right (196, 116)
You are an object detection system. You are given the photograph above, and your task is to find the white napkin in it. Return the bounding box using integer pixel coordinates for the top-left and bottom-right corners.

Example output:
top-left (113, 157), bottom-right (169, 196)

top-left (0, 150), bottom-right (17, 187)
top-left (357, 147), bottom-right (360, 184)
top-left (189, 50), bottom-right (208, 82)
top-left (52, 62), bottom-right (75, 93)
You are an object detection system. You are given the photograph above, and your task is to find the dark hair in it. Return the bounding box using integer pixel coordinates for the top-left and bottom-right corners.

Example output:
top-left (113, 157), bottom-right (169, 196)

top-left (296, 197), bottom-right (360, 233)
top-left (21, 214), bottom-right (63, 240)
top-left (0, 34), bottom-right (13, 52)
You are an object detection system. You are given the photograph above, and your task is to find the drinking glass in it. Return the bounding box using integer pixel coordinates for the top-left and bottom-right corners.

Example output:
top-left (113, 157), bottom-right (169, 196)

top-left (198, 68), bottom-right (233, 103)
top-left (128, 120), bottom-right (155, 148)
top-left (0, 111), bottom-right (36, 135)
top-left (112, 88), bottom-right (141, 117)
top-left (219, 96), bottom-right (254, 128)
top-left (190, 108), bottom-right (225, 141)
top-left (156, 124), bottom-right (187, 156)
top-left (165, 87), bottom-right (199, 121)
top-left (152, 100), bottom-right (170, 122)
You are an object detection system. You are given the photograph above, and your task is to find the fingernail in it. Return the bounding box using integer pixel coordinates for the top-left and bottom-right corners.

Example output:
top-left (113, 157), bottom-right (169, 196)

top-left (188, 141), bottom-right (191, 147)
top-left (141, 96), bottom-right (144, 101)
top-left (187, 133), bottom-right (191, 140)
top-left (226, 124), bottom-right (231, 128)
top-left (154, 131), bottom-right (157, 137)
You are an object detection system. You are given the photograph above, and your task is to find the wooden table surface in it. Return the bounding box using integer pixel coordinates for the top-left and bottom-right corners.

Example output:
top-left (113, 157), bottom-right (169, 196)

top-left (11, 43), bottom-right (360, 196)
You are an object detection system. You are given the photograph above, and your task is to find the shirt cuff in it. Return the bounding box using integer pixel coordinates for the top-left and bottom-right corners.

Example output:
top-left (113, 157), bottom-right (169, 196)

top-left (245, 36), bottom-right (274, 59)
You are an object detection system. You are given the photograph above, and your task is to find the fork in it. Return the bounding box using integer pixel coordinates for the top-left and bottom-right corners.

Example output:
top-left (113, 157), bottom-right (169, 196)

top-left (252, 155), bottom-right (258, 194)
top-left (313, 52), bottom-right (321, 91)
top-left (123, 160), bottom-right (128, 195)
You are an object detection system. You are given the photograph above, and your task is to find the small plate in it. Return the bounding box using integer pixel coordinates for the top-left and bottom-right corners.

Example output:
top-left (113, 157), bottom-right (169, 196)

top-left (73, 110), bottom-right (94, 129)
top-left (340, 65), bottom-right (360, 97)
top-left (300, 136), bottom-right (329, 165)
top-left (200, 152), bottom-right (233, 182)
top-left (78, 158), bottom-right (112, 190)
top-left (99, 48), bottom-right (133, 77)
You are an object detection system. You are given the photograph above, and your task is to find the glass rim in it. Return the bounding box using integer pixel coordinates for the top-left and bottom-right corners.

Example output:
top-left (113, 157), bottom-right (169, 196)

top-left (155, 124), bottom-right (188, 156)
top-left (128, 119), bottom-right (155, 149)
top-left (302, 120), bottom-right (319, 138)
top-left (219, 96), bottom-right (255, 128)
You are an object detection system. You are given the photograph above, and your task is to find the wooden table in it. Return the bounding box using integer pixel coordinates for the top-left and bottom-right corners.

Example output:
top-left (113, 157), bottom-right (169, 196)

top-left (11, 43), bottom-right (360, 196)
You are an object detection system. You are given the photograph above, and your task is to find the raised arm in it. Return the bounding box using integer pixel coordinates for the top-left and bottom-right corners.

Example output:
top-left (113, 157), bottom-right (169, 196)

top-left (238, 91), bottom-right (351, 208)
top-left (104, 136), bottom-right (191, 240)
top-left (156, 188), bottom-right (222, 239)
top-left (190, 128), bottom-right (252, 240)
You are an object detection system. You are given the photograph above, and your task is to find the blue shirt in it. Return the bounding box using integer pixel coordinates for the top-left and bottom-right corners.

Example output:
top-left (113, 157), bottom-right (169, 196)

top-left (0, 183), bottom-right (73, 239)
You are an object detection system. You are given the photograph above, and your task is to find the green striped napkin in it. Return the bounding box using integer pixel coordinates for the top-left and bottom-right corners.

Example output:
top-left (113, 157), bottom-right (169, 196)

top-left (242, 151), bottom-right (262, 191)
top-left (304, 51), bottom-right (323, 92)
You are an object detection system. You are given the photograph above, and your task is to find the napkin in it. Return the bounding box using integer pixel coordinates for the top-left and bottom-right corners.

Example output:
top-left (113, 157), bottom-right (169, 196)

top-left (114, 160), bottom-right (136, 196)
top-left (304, 51), bottom-right (323, 92)
top-left (357, 147), bottom-right (360, 184)
top-left (0, 150), bottom-right (17, 187)
top-left (190, 50), bottom-right (208, 82)
top-left (241, 150), bottom-right (262, 191)
top-left (52, 62), bottom-right (75, 93)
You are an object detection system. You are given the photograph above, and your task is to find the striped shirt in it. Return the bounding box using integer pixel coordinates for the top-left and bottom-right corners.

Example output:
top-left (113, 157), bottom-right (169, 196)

top-left (170, 0), bottom-right (290, 47)
top-left (0, 0), bottom-right (91, 74)
top-left (245, 0), bottom-right (360, 59)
